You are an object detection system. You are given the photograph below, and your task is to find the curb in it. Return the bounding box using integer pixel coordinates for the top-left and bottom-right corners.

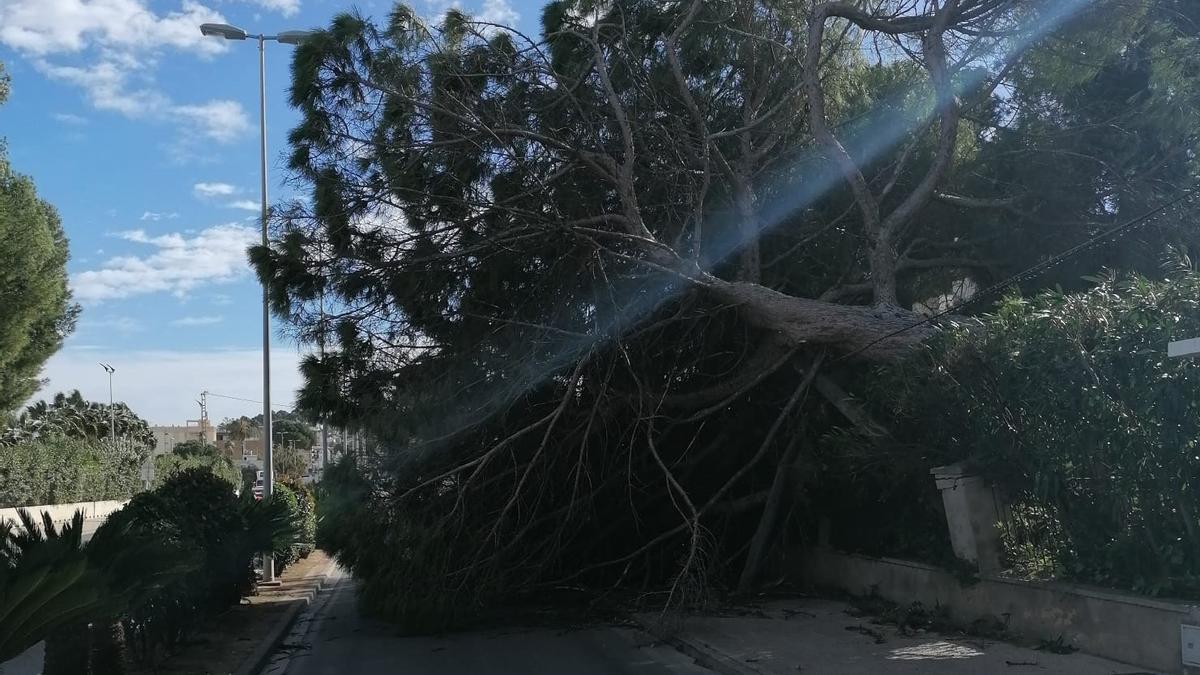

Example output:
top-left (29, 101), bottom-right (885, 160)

top-left (632, 614), bottom-right (763, 675)
top-left (233, 558), bottom-right (339, 675)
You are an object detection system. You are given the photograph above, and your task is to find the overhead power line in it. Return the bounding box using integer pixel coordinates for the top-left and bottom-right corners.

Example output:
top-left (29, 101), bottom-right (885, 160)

top-left (842, 190), bottom-right (1197, 361)
top-left (203, 391), bottom-right (263, 405)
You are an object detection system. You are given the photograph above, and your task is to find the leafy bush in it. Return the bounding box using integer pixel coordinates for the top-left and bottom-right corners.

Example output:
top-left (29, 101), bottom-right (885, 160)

top-left (846, 272), bottom-right (1200, 595)
top-left (170, 440), bottom-right (218, 458)
top-left (153, 452), bottom-right (240, 492)
top-left (263, 481), bottom-right (316, 574)
top-left (103, 468), bottom-right (247, 658)
top-left (0, 437), bottom-right (142, 507)
top-left (1, 462), bottom-right (297, 670)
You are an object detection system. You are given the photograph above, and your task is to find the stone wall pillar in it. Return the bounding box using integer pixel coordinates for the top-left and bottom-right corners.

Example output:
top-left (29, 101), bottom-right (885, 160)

top-left (931, 462), bottom-right (1003, 573)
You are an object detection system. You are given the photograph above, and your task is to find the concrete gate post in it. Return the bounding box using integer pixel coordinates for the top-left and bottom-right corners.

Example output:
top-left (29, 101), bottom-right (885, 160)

top-left (930, 462), bottom-right (1003, 573)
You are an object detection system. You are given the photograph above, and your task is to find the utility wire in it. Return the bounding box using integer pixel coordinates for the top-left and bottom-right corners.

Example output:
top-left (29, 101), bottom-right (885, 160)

top-left (204, 391), bottom-right (298, 409)
top-left (203, 391), bottom-right (263, 405)
top-left (840, 190), bottom-right (1197, 362)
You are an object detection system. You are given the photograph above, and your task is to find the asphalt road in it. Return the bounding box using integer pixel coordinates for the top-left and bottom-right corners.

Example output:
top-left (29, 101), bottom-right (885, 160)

top-left (266, 567), bottom-right (713, 675)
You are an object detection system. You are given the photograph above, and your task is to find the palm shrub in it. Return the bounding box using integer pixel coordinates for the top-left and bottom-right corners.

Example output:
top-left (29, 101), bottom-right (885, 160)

top-left (244, 488), bottom-right (303, 574)
top-left (82, 498), bottom-right (197, 675)
top-left (0, 511), bottom-right (100, 663)
top-left (0, 507), bottom-right (193, 673)
top-left (3, 391), bottom-right (155, 452)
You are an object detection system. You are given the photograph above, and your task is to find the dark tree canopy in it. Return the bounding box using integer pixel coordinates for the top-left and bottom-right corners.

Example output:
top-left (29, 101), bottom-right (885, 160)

top-left (259, 0), bottom-right (1200, 620)
top-left (0, 61), bottom-right (78, 414)
top-left (272, 419), bottom-right (316, 449)
top-left (171, 440), bottom-right (220, 459)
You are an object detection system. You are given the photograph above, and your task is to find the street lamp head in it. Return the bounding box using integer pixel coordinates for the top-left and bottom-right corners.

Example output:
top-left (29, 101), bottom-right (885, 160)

top-left (200, 23), bottom-right (248, 40)
top-left (99, 363), bottom-right (115, 374)
top-left (276, 30), bottom-right (316, 45)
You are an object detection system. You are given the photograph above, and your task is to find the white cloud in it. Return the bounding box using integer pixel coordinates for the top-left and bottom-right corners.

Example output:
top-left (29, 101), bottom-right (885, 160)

top-left (479, 0), bottom-right (518, 25)
top-left (140, 211), bottom-right (179, 221)
top-left (0, 0), bottom-right (228, 57)
top-left (170, 315), bottom-right (224, 326)
top-left (424, 0), bottom-right (519, 27)
top-left (173, 100), bottom-right (252, 143)
top-left (72, 223), bottom-right (258, 302)
top-left (228, 199), bottom-right (261, 211)
top-left (35, 59), bottom-right (163, 117)
top-left (53, 112), bottom-right (88, 125)
top-left (35, 344), bottom-right (304, 425)
top-left (194, 182), bottom-right (238, 197)
top-left (240, 0), bottom-right (301, 17)
top-left (3, 1), bottom-right (250, 150)
top-left (35, 59), bottom-right (250, 144)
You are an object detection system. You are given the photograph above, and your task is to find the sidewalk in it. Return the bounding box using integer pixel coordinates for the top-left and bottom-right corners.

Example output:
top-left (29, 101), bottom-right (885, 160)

top-left (129, 551), bottom-right (338, 675)
top-left (637, 597), bottom-right (1156, 675)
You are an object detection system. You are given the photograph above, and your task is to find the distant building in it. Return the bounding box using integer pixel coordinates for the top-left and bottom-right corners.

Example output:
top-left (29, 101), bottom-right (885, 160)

top-left (150, 423), bottom-right (216, 456)
top-left (235, 437), bottom-right (265, 468)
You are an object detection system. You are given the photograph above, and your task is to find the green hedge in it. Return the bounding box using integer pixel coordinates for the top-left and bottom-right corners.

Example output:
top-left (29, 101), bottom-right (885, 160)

top-left (839, 272), bottom-right (1200, 596)
top-left (271, 484), bottom-right (301, 574)
top-left (288, 482), bottom-right (317, 560)
top-left (152, 453), bottom-right (241, 492)
top-left (269, 482), bottom-right (316, 575)
top-left (0, 437), bottom-right (142, 507)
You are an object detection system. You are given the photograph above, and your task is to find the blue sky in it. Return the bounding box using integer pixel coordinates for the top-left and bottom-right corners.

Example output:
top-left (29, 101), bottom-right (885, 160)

top-left (0, 0), bottom-right (538, 423)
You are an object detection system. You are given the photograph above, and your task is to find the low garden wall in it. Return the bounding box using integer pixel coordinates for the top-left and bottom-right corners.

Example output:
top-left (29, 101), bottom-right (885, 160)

top-left (0, 499), bottom-right (129, 530)
top-left (801, 546), bottom-right (1198, 674)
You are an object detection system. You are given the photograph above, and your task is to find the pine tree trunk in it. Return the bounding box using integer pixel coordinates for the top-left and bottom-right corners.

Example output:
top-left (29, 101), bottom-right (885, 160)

top-left (737, 434), bottom-right (804, 593)
top-left (89, 617), bottom-right (127, 675)
top-left (702, 276), bottom-right (935, 360)
top-left (42, 621), bottom-right (89, 675)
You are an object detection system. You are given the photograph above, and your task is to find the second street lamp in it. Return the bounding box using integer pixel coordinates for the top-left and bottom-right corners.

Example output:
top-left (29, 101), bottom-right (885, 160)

top-left (200, 22), bottom-right (313, 584)
top-left (99, 363), bottom-right (115, 447)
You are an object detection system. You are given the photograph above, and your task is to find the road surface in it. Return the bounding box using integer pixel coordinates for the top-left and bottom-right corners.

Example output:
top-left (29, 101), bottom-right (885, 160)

top-left (265, 567), bottom-right (713, 675)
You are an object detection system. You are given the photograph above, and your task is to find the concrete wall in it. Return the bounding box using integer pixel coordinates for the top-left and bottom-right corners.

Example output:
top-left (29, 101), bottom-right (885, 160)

top-left (0, 499), bottom-right (129, 530)
top-left (802, 547), bottom-right (1195, 674)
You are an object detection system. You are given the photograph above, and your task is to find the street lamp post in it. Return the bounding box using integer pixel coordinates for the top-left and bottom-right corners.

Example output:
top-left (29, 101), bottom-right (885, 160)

top-left (99, 363), bottom-right (115, 446)
top-left (200, 22), bottom-right (313, 584)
